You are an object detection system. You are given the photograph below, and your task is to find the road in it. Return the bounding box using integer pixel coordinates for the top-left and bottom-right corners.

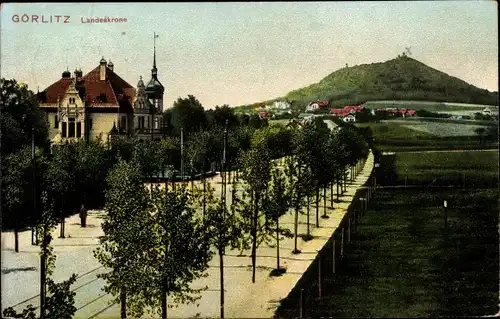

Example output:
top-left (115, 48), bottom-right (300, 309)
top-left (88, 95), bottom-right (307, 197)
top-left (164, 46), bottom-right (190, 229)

top-left (2, 121), bottom-right (373, 318)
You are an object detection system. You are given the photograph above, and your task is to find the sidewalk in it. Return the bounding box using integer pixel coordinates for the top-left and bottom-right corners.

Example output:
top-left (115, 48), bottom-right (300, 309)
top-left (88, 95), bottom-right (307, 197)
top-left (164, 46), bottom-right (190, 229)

top-left (1, 152), bottom-right (374, 319)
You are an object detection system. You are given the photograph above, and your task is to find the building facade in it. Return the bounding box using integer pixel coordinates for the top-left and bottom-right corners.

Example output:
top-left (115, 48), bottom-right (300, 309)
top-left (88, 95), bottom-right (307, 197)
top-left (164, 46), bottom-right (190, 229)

top-left (38, 48), bottom-right (164, 144)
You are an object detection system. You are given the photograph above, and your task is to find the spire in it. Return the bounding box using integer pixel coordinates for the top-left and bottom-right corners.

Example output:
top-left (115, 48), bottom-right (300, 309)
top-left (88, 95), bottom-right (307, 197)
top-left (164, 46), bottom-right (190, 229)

top-left (153, 32), bottom-right (157, 70)
top-left (152, 32), bottom-right (159, 78)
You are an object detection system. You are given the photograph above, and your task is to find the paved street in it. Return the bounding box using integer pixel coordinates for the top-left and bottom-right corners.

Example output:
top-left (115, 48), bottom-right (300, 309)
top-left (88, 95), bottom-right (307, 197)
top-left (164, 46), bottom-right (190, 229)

top-left (2, 152), bottom-right (374, 319)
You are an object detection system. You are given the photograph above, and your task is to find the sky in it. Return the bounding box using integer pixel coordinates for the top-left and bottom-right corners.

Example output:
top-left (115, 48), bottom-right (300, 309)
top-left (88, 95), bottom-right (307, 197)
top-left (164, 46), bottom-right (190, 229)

top-left (0, 2), bottom-right (498, 109)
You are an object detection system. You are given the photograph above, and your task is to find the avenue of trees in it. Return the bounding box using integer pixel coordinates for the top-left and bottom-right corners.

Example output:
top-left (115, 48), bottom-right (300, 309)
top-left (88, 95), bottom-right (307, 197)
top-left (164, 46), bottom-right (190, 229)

top-left (2, 79), bottom-right (369, 318)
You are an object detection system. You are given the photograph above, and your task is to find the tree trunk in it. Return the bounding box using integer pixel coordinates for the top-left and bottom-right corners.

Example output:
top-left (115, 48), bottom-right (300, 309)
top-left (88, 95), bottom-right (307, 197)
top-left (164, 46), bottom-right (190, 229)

top-left (60, 199), bottom-right (65, 238)
top-left (276, 217), bottom-right (280, 270)
top-left (40, 244), bottom-right (46, 319)
top-left (306, 197), bottom-right (310, 236)
top-left (330, 183), bottom-right (334, 208)
top-left (336, 175), bottom-right (340, 200)
top-left (322, 188), bottom-right (327, 218)
top-left (307, 196), bottom-right (310, 233)
top-left (14, 228), bottom-right (19, 253)
top-left (251, 193), bottom-right (259, 283)
top-left (294, 206), bottom-right (299, 253)
top-left (203, 161), bottom-right (206, 218)
top-left (315, 187), bottom-right (319, 227)
top-left (219, 246), bottom-right (225, 318)
top-left (161, 290), bottom-right (167, 319)
top-left (120, 289), bottom-right (127, 319)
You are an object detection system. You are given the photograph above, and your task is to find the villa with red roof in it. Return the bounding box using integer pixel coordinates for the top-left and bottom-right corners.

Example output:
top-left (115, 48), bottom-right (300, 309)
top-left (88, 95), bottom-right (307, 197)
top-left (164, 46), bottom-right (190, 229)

top-left (330, 104), bottom-right (366, 122)
top-left (37, 41), bottom-right (164, 144)
top-left (306, 100), bottom-right (329, 112)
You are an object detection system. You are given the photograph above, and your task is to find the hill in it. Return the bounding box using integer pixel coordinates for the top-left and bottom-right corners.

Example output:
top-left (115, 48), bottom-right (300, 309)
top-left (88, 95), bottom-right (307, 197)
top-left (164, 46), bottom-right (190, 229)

top-left (237, 55), bottom-right (498, 111)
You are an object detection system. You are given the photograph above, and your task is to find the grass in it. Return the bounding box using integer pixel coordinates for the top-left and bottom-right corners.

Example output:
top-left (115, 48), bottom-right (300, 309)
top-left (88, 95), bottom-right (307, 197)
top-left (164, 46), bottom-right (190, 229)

top-left (275, 188), bottom-right (499, 317)
top-left (391, 150), bottom-right (499, 188)
top-left (364, 100), bottom-right (493, 112)
top-left (357, 121), bottom-right (498, 152)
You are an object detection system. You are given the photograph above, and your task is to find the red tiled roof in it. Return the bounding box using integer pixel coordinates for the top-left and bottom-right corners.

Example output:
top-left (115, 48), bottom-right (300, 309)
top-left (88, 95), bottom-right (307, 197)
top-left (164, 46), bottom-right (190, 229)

top-left (38, 78), bottom-right (73, 104)
top-left (39, 64), bottom-right (135, 108)
top-left (331, 108), bottom-right (349, 116)
top-left (343, 105), bottom-right (364, 112)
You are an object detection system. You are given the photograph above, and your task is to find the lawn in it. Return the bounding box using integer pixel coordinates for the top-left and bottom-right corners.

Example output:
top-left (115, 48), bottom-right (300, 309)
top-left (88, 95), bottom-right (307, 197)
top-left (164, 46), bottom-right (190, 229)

top-left (364, 100), bottom-right (494, 112)
top-left (392, 150), bottom-right (499, 188)
top-left (357, 121), bottom-right (498, 152)
top-left (275, 188), bottom-right (499, 317)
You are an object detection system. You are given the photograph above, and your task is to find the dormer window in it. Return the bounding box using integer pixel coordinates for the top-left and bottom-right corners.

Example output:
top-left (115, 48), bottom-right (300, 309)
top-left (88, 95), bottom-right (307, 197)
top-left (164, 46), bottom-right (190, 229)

top-left (97, 94), bottom-right (107, 103)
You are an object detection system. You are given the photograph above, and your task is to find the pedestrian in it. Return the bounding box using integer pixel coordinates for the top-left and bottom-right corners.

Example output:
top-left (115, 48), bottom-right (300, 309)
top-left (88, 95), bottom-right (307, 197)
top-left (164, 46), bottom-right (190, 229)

top-left (79, 204), bottom-right (87, 227)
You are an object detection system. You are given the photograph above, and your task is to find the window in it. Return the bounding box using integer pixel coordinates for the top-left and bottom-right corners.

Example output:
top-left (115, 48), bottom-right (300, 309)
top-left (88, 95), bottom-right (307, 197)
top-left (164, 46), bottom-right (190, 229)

top-left (68, 117), bottom-right (75, 138)
top-left (147, 116), bottom-right (150, 128)
top-left (154, 117), bottom-right (159, 129)
top-left (88, 118), bottom-right (93, 130)
top-left (54, 115), bottom-right (59, 128)
top-left (76, 122), bottom-right (82, 138)
top-left (61, 122), bottom-right (67, 137)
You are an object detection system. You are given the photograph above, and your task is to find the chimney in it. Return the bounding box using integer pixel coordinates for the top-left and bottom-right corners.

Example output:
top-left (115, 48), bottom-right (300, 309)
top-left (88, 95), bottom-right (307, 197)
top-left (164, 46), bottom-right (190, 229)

top-left (74, 68), bottom-right (83, 80)
top-left (107, 60), bottom-right (114, 72)
top-left (99, 57), bottom-right (107, 81)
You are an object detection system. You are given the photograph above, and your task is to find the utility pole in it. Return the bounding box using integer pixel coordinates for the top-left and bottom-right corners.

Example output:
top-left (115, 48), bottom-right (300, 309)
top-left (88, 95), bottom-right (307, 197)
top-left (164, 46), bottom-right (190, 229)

top-left (221, 120), bottom-right (228, 206)
top-left (180, 127), bottom-right (184, 183)
top-left (31, 129), bottom-right (37, 245)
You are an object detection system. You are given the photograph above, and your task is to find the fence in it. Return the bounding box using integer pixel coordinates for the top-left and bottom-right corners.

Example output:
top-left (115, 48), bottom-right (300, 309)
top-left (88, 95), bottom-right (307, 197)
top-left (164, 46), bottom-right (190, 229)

top-left (274, 164), bottom-right (377, 318)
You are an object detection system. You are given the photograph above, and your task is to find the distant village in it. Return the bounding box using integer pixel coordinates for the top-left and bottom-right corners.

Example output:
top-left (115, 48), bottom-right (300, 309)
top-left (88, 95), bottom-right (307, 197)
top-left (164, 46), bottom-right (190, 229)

top-left (243, 99), bottom-right (499, 123)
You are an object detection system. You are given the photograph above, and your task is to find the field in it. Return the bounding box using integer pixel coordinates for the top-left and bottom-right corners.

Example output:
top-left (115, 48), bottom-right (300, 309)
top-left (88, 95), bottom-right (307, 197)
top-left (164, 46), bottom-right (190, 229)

top-left (275, 150), bottom-right (499, 318)
top-left (378, 149), bottom-right (499, 188)
top-left (364, 100), bottom-right (495, 112)
top-left (357, 120), bottom-right (498, 151)
top-left (400, 122), bottom-right (488, 137)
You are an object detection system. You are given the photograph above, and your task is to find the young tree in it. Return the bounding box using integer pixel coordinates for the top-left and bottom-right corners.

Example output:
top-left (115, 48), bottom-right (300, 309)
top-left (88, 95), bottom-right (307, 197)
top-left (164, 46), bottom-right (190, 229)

top-left (262, 167), bottom-right (293, 273)
top-left (94, 159), bottom-right (154, 318)
top-left (204, 182), bottom-right (244, 318)
top-left (45, 143), bottom-right (78, 239)
top-left (239, 130), bottom-right (273, 282)
top-left (147, 184), bottom-right (213, 319)
top-left (3, 191), bottom-right (78, 319)
top-left (2, 146), bottom-right (34, 252)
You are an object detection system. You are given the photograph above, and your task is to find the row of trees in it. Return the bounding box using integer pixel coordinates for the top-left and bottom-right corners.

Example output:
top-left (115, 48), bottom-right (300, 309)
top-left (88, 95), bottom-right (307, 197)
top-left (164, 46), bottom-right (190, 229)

top-left (92, 118), bottom-right (369, 318)
top-left (2, 79), bottom-right (370, 318)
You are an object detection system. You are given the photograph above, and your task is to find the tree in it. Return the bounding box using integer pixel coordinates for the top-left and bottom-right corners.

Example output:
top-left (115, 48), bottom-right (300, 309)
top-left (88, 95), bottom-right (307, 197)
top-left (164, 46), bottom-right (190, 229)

top-left (147, 184), bottom-right (213, 319)
top-left (262, 167), bottom-right (293, 274)
top-left (3, 191), bottom-right (78, 319)
top-left (134, 140), bottom-right (162, 180)
top-left (74, 138), bottom-right (112, 209)
top-left (94, 159), bottom-right (154, 318)
top-left (45, 142), bottom-right (78, 239)
top-left (0, 78), bottom-right (49, 156)
top-left (168, 95), bottom-right (207, 138)
top-left (204, 182), bottom-right (244, 318)
top-left (298, 119), bottom-right (332, 227)
top-left (212, 105), bottom-right (238, 129)
top-left (239, 129), bottom-right (273, 283)
top-left (2, 146), bottom-right (34, 252)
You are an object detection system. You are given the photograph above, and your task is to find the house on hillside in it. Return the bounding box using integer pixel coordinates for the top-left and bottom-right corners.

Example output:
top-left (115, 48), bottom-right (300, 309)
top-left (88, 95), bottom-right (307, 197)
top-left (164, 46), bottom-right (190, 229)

top-left (258, 110), bottom-right (269, 120)
top-left (268, 100), bottom-right (291, 110)
top-left (306, 100), bottom-right (329, 112)
top-left (375, 108), bottom-right (416, 118)
top-left (482, 107), bottom-right (499, 116)
top-left (330, 104), bottom-right (366, 121)
top-left (343, 114), bottom-right (356, 123)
